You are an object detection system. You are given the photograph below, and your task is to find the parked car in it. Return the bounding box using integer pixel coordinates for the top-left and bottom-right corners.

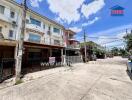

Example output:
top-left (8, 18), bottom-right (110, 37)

top-left (127, 55), bottom-right (132, 73)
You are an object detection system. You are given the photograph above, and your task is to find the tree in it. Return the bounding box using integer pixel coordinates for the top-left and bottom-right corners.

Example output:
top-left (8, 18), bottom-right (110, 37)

top-left (111, 47), bottom-right (119, 56)
top-left (124, 32), bottom-right (132, 51)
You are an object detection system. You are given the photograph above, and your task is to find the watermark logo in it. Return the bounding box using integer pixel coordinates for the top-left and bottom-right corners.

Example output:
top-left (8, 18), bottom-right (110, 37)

top-left (111, 5), bottom-right (124, 16)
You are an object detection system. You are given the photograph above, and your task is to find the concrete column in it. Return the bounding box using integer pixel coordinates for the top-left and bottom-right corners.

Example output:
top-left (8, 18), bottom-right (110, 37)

top-left (61, 49), bottom-right (66, 65)
top-left (49, 48), bottom-right (52, 57)
top-left (15, 43), bottom-right (22, 82)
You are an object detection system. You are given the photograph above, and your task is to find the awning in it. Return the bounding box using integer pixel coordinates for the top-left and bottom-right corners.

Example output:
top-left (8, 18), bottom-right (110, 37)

top-left (24, 41), bottom-right (64, 49)
top-left (0, 39), bottom-right (17, 46)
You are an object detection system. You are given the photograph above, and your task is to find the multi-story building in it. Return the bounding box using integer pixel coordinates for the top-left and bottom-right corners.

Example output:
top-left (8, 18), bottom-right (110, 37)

top-left (22, 8), bottom-right (64, 72)
top-left (64, 29), bottom-right (82, 63)
top-left (64, 29), bottom-right (80, 55)
top-left (0, 0), bottom-right (22, 60)
top-left (0, 0), bottom-right (65, 79)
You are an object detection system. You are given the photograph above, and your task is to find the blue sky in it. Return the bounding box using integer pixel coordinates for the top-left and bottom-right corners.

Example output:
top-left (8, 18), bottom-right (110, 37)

top-left (16, 0), bottom-right (132, 49)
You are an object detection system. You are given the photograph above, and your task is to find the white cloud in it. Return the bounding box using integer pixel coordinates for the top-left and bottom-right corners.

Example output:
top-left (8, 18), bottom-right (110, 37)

top-left (116, 32), bottom-right (126, 39)
top-left (29, 0), bottom-right (43, 7)
top-left (87, 24), bottom-right (132, 48)
top-left (90, 24), bottom-right (132, 36)
top-left (81, 0), bottom-right (105, 19)
top-left (69, 27), bottom-right (82, 33)
top-left (47, 0), bottom-right (85, 24)
top-left (82, 17), bottom-right (100, 27)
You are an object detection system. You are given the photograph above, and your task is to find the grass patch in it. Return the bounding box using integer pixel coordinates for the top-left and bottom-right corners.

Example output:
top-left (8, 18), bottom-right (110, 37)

top-left (15, 80), bottom-right (23, 85)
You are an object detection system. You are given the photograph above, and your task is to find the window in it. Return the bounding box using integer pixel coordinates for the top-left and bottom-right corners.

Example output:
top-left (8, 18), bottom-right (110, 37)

top-left (9, 30), bottom-right (14, 38)
top-left (48, 26), bottom-right (51, 31)
top-left (53, 28), bottom-right (60, 34)
top-left (30, 18), bottom-right (41, 26)
top-left (0, 27), bottom-right (2, 33)
top-left (10, 11), bottom-right (15, 18)
top-left (0, 5), bottom-right (5, 14)
top-left (29, 33), bottom-right (41, 43)
top-left (26, 19), bottom-right (29, 24)
top-left (54, 40), bottom-right (60, 45)
top-left (43, 24), bottom-right (45, 29)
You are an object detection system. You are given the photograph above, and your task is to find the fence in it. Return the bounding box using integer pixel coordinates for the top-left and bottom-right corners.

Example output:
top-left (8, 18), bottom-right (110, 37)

top-left (0, 58), bottom-right (15, 83)
top-left (66, 56), bottom-right (83, 65)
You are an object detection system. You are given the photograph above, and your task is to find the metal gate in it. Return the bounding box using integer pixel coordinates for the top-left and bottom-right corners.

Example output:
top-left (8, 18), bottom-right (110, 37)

top-left (66, 56), bottom-right (83, 64)
top-left (0, 58), bottom-right (15, 83)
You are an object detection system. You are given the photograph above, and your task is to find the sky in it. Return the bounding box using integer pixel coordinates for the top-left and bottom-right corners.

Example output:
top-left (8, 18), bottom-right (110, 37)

top-left (16, 0), bottom-right (132, 49)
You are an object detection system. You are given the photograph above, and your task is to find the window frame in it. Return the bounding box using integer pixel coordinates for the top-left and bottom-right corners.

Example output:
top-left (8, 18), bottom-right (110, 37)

top-left (10, 11), bottom-right (15, 18)
top-left (53, 27), bottom-right (60, 34)
top-left (9, 30), bottom-right (14, 38)
top-left (0, 5), bottom-right (5, 14)
top-left (30, 17), bottom-right (41, 27)
top-left (28, 33), bottom-right (41, 43)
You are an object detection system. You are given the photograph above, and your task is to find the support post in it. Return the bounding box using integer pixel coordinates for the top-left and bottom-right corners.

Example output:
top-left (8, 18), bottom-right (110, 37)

top-left (15, 0), bottom-right (27, 82)
top-left (84, 30), bottom-right (87, 62)
top-left (61, 49), bottom-right (64, 65)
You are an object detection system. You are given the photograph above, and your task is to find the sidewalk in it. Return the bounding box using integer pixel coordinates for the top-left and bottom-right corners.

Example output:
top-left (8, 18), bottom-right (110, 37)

top-left (0, 66), bottom-right (71, 90)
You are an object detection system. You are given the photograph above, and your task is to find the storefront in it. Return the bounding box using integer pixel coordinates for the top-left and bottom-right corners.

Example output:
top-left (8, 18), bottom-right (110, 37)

top-left (21, 42), bottom-right (64, 74)
top-left (0, 40), bottom-right (16, 82)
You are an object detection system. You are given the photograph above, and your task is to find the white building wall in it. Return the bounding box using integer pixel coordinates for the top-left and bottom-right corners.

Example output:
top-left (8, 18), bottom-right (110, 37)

top-left (0, 1), bottom-right (22, 41)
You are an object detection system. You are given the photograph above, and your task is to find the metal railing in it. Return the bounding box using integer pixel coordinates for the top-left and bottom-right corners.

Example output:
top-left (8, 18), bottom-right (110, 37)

top-left (0, 58), bottom-right (15, 83)
top-left (66, 56), bottom-right (83, 64)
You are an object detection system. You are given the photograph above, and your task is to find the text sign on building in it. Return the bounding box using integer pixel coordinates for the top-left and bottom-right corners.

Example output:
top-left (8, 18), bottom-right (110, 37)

top-left (111, 5), bottom-right (124, 16)
top-left (49, 57), bottom-right (55, 63)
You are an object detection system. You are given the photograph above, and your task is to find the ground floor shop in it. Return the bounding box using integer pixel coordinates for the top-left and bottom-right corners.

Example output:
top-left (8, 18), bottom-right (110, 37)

top-left (0, 41), bottom-right (64, 82)
top-left (0, 40), bottom-right (16, 82)
top-left (22, 42), bottom-right (64, 74)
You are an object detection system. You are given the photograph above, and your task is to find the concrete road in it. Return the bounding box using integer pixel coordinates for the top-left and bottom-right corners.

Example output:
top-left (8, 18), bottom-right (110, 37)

top-left (0, 57), bottom-right (132, 100)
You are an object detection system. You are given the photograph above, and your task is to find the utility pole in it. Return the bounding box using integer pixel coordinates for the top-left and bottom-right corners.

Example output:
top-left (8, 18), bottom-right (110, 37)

top-left (84, 30), bottom-right (87, 62)
top-left (15, 0), bottom-right (27, 82)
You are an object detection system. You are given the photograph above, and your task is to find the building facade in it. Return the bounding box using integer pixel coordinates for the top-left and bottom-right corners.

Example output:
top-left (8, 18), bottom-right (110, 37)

top-left (22, 9), bottom-right (64, 73)
top-left (0, 0), bottom-right (65, 79)
top-left (64, 30), bottom-right (82, 64)
top-left (0, 0), bottom-right (22, 80)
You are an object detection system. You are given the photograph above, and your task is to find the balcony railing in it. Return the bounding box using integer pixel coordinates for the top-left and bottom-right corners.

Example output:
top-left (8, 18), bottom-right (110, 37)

top-left (26, 37), bottom-right (64, 47)
top-left (67, 45), bottom-right (80, 49)
top-left (42, 37), bottom-right (64, 46)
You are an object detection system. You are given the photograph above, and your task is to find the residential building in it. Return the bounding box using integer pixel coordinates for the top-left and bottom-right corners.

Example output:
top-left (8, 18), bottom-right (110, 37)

top-left (0, 0), bottom-right (65, 80)
top-left (0, 0), bottom-right (22, 80)
top-left (64, 29), bottom-right (82, 63)
top-left (22, 8), bottom-right (64, 73)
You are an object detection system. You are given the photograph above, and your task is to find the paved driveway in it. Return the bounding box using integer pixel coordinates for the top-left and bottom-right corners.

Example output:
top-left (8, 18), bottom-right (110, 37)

top-left (0, 57), bottom-right (132, 100)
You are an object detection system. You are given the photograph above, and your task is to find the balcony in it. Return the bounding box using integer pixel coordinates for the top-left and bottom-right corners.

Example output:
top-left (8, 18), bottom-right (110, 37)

top-left (0, 13), bottom-right (17, 24)
top-left (67, 44), bottom-right (80, 49)
top-left (26, 24), bottom-right (44, 34)
top-left (25, 35), bottom-right (64, 47)
top-left (43, 37), bottom-right (64, 47)
top-left (0, 33), bottom-right (16, 41)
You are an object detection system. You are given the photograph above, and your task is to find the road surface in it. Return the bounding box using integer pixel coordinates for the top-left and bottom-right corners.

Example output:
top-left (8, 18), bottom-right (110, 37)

top-left (0, 57), bottom-right (132, 100)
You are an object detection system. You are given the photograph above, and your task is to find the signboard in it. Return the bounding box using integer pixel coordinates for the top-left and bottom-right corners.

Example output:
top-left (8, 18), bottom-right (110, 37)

top-left (49, 57), bottom-right (55, 63)
top-left (111, 5), bottom-right (124, 16)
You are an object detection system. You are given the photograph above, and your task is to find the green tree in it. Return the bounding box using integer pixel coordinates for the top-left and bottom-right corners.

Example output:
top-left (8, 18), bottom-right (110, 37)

top-left (111, 47), bottom-right (119, 56)
top-left (124, 33), bottom-right (132, 51)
